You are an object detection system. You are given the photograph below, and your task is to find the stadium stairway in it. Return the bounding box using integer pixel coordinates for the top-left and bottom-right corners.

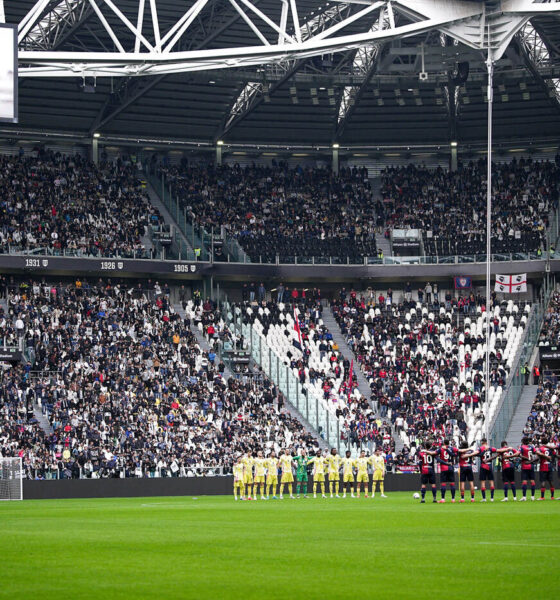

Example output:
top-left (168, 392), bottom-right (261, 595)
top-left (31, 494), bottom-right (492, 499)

top-left (146, 182), bottom-right (195, 257)
top-left (173, 302), bottom-right (234, 380)
top-left (323, 306), bottom-right (372, 402)
top-left (505, 385), bottom-right (538, 446)
top-left (33, 406), bottom-right (53, 435)
top-left (323, 305), bottom-right (405, 454)
top-left (279, 393), bottom-right (329, 451)
top-left (141, 229), bottom-right (154, 256)
top-left (375, 233), bottom-right (392, 258)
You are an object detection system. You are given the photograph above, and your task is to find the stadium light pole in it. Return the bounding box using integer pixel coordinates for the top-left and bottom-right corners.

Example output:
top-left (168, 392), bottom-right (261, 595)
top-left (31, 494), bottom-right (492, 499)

top-left (484, 45), bottom-right (494, 445)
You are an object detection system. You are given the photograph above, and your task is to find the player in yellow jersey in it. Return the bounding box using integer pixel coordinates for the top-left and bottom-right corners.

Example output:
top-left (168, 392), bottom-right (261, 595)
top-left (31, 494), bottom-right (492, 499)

top-left (326, 448), bottom-right (342, 497)
top-left (242, 451), bottom-right (255, 500)
top-left (355, 450), bottom-right (371, 498)
top-left (233, 456), bottom-right (245, 500)
top-left (278, 450), bottom-right (295, 499)
top-left (308, 450), bottom-right (327, 498)
top-left (371, 449), bottom-right (387, 498)
top-left (253, 450), bottom-right (267, 500)
top-left (266, 451), bottom-right (279, 499)
top-left (340, 450), bottom-right (356, 498)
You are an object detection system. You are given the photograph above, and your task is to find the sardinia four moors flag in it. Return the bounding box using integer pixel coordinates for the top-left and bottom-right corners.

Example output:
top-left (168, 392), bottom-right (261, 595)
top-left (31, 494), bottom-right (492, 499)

top-left (495, 274), bottom-right (527, 294)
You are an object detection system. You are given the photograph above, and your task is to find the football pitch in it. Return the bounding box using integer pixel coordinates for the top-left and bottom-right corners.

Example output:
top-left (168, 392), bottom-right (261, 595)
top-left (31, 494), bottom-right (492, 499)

top-left (1, 493), bottom-right (559, 600)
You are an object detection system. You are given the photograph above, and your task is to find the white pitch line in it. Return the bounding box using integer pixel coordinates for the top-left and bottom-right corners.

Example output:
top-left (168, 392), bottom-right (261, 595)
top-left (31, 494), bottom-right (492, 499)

top-left (479, 541), bottom-right (560, 549)
top-left (140, 500), bottom-right (198, 507)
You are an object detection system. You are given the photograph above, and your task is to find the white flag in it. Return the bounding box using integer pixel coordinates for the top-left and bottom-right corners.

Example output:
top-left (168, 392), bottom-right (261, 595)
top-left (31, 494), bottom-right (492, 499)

top-left (495, 273), bottom-right (527, 294)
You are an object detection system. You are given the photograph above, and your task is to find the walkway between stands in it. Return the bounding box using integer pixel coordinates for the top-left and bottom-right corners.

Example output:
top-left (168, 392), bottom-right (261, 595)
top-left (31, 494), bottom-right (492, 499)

top-left (322, 306), bottom-right (372, 401)
top-left (146, 182), bottom-right (194, 257)
top-left (33, 406), bottom-right (53, 435)
top-left (505, 385), bottom-right (538, 446)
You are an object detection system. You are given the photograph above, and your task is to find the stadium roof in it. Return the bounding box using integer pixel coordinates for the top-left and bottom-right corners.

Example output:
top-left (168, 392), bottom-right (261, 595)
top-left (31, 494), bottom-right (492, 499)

top-left (5, 0), bottom-right (560, 147)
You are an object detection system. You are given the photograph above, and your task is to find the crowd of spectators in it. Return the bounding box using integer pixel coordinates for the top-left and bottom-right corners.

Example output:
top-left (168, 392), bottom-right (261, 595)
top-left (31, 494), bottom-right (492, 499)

top-left (0, 151), bottom-right (160, 258)
top-left (526, 289), bottom-right (560, 444)
top-left (522, 379), bottom-right (560, 443)
top-left (0, 279), bottom-right (319, 479)
top-left (0, 364), bottom-right (48, 473)
top-left (330, 286), bottom-right (525, 455)
top-left (539, 291), bottom-right (560, 348)
top-left (237, 295), bottom-right (396, 454)
top-left (158, 157), bottom-right (559, 263)
top-left (160, 162), bottom-right (381, 263)
top-left (381, 158), bottom-right (558, 256)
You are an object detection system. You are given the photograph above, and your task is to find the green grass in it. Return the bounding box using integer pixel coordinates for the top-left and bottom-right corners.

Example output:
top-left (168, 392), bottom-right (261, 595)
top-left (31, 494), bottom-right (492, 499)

top-left (1, 492), bottom-right (559, 599)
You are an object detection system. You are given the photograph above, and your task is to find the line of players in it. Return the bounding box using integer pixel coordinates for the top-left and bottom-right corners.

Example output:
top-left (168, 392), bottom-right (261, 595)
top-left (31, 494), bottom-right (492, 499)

top-left (418, 437), bottom-right (558, 503)
top-left (232, 448), bottom-right (387, 500)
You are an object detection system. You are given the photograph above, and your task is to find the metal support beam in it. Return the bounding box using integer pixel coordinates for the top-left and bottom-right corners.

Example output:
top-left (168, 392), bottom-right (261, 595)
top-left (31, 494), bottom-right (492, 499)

top-left (450, 142), bottom-right (458, 171)
top-left (92, 135), bottom-right (99, 164)
top-left (216, 62), bottom-right (305, 139)
top-left (88, 0), bottom-right (265, 134)
top-left (335, 7), bottom-right (390, 140)
top-left (16, 0), bottom-right (560, 78)
top-left (218, 3), bottom-right (353, 140)
top-left (332, 145), bottom-right (339, 174)
top-left (516, 22), bottom-right (560, 109)
top-left (19, 0), bottom-right (92, 51)
top-left (89, 75), bottom-right (165, 133)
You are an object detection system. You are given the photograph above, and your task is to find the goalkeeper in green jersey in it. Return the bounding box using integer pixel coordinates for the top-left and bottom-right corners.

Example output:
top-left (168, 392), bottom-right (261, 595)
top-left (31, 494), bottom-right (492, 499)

top-left (294, 450), bottom-right (310, 498)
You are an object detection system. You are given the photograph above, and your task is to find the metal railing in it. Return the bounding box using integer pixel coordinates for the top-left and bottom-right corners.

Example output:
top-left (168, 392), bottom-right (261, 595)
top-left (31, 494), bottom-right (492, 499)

top-left (489, 274), bottom-right (556, 446)
top-left (222, 298), bottom-right (341, 451)
top-left (146, 170), bottom-right (199, 261)
top-left (26, 464), bottom-right (228, 480)
top-left (151, 166), bottom-right (560, 267)
top-left (0, 245), bottom-right (163, 260)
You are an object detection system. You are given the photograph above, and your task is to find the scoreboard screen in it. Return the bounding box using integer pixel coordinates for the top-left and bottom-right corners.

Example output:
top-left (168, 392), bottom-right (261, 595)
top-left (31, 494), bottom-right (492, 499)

top-left (0, 25), bottom-right (17, 123)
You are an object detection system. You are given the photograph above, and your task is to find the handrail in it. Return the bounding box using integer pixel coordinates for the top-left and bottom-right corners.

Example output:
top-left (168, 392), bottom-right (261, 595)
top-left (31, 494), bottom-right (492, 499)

top-left (221, 296), bottom-right (342, 451)
top-left (489, 273), bottom-right (555, 446)
top-left (154, 164), bottom-right (560, 267)
top-left (1, 245), bottom-right (559, 267)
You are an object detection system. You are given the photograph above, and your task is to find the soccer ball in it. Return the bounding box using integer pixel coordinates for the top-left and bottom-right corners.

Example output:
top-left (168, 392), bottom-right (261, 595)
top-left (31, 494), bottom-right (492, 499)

top-left (413, 493), bottom-right (420, 500)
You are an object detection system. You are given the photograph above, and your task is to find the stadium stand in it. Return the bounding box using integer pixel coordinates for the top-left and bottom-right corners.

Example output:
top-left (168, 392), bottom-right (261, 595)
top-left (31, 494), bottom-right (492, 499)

top-left (0, 152), bottom-right (160, 258)
top-left (523, 292), bottom-right (560, 442)
top-left (329, 288), bottom-right (532, 449)
top-left (521, 380), bottom-right (560, 442)
top-left (155, 157), bottom-right (560, 262)
top-left (236, 297), bottom-right (397, 453)
top-left (381, 158), bottom-right (558, 256)
top-left (538, 291), bottom-right (560, 348)
top-left (1, 280), bottom-right (320, 478)
top-left (160, 162), bottom-right (380, 263)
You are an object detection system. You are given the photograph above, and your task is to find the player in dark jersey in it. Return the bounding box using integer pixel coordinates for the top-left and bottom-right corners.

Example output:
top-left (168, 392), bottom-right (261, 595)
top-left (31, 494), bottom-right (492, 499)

top-left (496, 441), bottom-right (519, 501)
top-left (518, 437), bottom-right (537, 501)
top-left (436, 440), bottom-right (457, 503)
top-left (418, 442), bottom-right (438, 503)
top-left (458, 441), bottom-right (478, 503)
top-left (535, 438), bottom-right (555, 500)
top-left (473, 438), bottom-right (497, 502)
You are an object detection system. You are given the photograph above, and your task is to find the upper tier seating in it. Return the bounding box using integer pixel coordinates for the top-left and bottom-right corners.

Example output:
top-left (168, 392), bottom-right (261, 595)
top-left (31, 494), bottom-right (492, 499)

top-left (160, 162), bottom-right (380, 263)
top-left (0, 151), bottom-right (161, 258)
top-left (381, 158), bottom-right (558, 256)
